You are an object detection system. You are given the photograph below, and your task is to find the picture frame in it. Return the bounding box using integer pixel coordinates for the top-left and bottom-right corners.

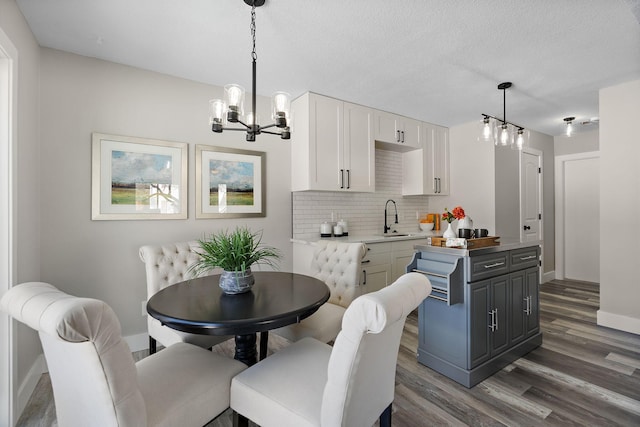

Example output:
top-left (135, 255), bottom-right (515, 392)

top-left (91, 133), bottom-right (188, 220)
top-left (195, 145), bottom-right (266, 218)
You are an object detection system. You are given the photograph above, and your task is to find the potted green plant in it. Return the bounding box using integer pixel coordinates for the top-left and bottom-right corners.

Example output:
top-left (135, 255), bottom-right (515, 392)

top-left (189, 226), bottom-right (282, 294)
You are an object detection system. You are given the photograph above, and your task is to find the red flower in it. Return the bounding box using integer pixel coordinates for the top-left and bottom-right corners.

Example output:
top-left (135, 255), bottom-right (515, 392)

top-left (443, 206), bottom-right (465, 223)
top-left (452, 206), bottom-right (465, 220)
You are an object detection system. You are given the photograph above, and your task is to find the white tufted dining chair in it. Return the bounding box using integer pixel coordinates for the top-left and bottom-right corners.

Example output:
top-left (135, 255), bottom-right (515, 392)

top-left (139, 241), bottom-right (230, 354)
top-left (272, 240), bottom-right (367, 344)
top-left (230, 272), bottom-right (432, 427)
top-left (0, 282), bottom-right (247, 427)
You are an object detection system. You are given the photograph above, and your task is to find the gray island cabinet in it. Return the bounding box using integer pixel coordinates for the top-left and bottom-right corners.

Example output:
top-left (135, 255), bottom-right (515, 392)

top-left (407, 241), bottom-right (542, 387)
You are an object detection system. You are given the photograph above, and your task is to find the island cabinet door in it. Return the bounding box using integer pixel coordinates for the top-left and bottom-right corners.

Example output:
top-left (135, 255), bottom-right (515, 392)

top-left (509, 270), bottom-right (527, 346)
top-left (468, 281), bottom-right (490, 368)
top-left (524, 267), bottom-right (540, 337)
top-left (490, 277), bottom-right (510, 356)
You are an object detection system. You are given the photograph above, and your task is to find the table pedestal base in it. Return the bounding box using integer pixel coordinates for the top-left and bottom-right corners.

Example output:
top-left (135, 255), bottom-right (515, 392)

top-left (234, 334), bottom-right (257, 366)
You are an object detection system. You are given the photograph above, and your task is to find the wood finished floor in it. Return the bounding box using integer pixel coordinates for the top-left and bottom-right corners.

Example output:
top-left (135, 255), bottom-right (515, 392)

top-left (16, 279), bottom-right (640, 426)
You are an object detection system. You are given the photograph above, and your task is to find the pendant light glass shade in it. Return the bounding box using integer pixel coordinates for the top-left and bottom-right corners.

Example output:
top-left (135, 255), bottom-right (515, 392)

top-left (564, 116), bottom-right (575, 137)
top-left (499, 124), bottom-right (510, 146)
top-left (271, 91), bottom-right (291, 126)
top-left (224, 84), bottom-right (245, 122)
top-left (209, 99), bottom-right (227, 132)
top-left (481, 116), bottom-right (493, 142)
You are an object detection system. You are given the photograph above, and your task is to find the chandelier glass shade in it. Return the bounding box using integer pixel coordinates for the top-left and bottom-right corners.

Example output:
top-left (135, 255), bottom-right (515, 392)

top-left (209, 0), bottom-right (291, 142)
top-left (479, 82), bottom-right (527, 150)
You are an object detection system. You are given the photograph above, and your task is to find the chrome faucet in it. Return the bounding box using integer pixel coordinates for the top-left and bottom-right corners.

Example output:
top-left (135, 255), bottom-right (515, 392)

top-left (383, 199), bottom-right (398, 234)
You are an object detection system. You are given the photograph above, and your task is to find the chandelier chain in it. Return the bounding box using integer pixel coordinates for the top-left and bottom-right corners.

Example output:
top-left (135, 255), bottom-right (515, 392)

top-left (250, 4), bottom-right (257, 61)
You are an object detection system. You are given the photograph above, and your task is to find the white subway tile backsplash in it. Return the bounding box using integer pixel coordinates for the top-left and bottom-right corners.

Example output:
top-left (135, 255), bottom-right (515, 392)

top-left (292, 149), bottom-right (432, 240)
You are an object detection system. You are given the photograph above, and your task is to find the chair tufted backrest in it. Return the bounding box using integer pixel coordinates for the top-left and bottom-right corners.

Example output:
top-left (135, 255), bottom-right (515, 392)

top-left (0, 282), bottom-right (146, 427)
top-left (139, 241), bottom-right (217, 298)
top-left (310, 241), bottom-right (367, 308)
top-left (321, 272), bottom-right (432, 426)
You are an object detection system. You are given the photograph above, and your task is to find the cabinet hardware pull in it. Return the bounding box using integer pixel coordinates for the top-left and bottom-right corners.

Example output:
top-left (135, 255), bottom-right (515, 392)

top-left (489, 309), bottom-right (496, 331)
top-left (396, 130), bottom-right (400, 143)
top-left (412, 268), bottom-right (447, 278)
top-left (401, 130), bottom-right (405, 143)
top-left (483, 262), bottom-right (505, 269)
top-left (362, 260), bottom-right (371, 264)
top-left (438, 178), bottom-right (441, 193)
top-left (523, 296), bottom-right (529, 314)
top-left (346, 169), bottom-right (351, 189)
top-left (340, 169), bottom-right (344, 189)
top-left (434, 178), bottom-right (438, 193)
top-left (362, 269), bottom-right (367, 285)
top-left (520, 255), bottom-right (537, 260)
top-left (495, 308), bottom-right (499, 331)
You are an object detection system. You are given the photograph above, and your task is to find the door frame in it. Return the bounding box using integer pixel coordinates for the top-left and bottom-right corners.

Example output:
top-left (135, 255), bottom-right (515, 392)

top-left (0, 26), bottom-right (17, 427)
top-left (520, 147), bottom-right (543, 280)
top-left (554, 151), bottom-right (600, 279)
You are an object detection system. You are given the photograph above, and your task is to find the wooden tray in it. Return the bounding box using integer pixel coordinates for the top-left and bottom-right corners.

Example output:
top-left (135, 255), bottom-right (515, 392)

top-left (431, 236), bottom-right (500, 249)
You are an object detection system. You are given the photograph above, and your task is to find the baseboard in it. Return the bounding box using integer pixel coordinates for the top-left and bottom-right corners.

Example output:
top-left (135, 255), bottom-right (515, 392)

top-left (542, 270), bottom-right (555, 283)
top-left (124, 332), bottom-right (149, 353)
top-left (597, 310), bottom-right (640, 335)
top-left (17, 354), bottom-right (46, 419)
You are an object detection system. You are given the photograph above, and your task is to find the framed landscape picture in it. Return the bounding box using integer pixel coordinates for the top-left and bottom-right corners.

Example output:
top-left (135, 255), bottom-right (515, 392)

top-left (91, 133), bottom-right (188, 220)
top-left (195, 145), bottom-right (266, 218)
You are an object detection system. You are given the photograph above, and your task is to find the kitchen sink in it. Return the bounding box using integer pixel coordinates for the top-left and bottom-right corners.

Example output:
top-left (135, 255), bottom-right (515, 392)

top-left (379, 233), bottom-right (410, 238)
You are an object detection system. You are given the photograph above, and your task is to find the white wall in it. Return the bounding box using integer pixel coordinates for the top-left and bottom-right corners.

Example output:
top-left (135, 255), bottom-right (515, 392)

top-left (0, 0), bottom-right (43, 421)
top-left (555, 129), bottom-right (599, 156)
top-left (430, 121), bottom-right (496, 234)
top-left (443, 121), bottom-right (555, 276)
top-left (38, 48), bottom-right (293, 337)
top-left (598, 79), bottom-right (640, 334)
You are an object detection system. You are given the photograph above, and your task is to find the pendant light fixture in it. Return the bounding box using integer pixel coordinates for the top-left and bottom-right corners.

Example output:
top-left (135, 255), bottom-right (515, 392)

top-left (564, 116), bottom-right (575, 137)
top-left (479, 82), bottom-right (528, 150)
top-left (209, 0), bottom-right (291, 141)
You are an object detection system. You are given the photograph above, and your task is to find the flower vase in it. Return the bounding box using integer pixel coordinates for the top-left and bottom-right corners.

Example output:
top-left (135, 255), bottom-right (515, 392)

top-left (443, 222), bottom-right (457, 239)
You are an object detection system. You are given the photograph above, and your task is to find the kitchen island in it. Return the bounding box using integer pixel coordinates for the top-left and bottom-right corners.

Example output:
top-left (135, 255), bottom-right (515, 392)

top-left (407, 240), bottom-right (542, 388)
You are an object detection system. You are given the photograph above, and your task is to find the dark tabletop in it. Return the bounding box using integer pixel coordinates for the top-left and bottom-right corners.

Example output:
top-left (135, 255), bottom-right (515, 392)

top-left (147, 271), bottom-right (330, 336)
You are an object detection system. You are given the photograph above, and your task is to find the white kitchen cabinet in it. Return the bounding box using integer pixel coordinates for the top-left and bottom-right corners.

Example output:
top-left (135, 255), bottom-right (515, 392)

top-left (360, 239), bottom-right (429, 294)
top-left (373, 110), bottom-right (422, 149)
top-left (291, 93), bottom-right (374, 192)
top-left (360, 242), bottom-right (392, 294)
top-left (402, 122), bottom-right (450, 195)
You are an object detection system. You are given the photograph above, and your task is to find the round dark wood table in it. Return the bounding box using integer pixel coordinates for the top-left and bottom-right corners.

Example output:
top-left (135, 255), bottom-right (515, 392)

top-left (147, 271), bottom-right (330, 366)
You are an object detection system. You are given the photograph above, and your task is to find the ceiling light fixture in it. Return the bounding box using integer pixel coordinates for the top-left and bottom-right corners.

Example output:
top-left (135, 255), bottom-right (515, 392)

top-left (563, 116), bottom-right (575, 137)
top-left (479, 82), bottom-right (528, 150)
top-left (209, 0), bottom-right (291, 142)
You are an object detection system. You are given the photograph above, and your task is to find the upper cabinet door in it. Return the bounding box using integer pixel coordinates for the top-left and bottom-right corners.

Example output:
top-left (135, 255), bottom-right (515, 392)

top-left (291, 93), bottom-right (343, 191)
top-left (343, 102), bottom-right (375, 192)
top-left (373, 110), bottom-right (399, 144)
top-left (400, 117), bottom-right (422, 148)
top-left (291, 93), bottom-right (374, 192)
top-left (373, 111), bottom-right (421, 149)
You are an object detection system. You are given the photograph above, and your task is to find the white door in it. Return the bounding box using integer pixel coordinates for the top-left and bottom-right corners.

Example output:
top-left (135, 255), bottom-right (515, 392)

top-left (520, 150), bottom-right (542, 242)
top-left (564, 157), bottom-right (600, 282)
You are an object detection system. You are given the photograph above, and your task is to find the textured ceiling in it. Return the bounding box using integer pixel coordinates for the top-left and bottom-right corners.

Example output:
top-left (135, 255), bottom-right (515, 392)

top-left (16, 0), bottom-right (640, 136)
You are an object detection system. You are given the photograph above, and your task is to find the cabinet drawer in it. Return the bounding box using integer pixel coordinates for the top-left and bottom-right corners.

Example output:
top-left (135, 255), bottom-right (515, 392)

top-left (510, 247), bottom-right (540, 271)
top-left (364, 242), bottom-right (392, 255)
top-left (468, 252), bottom-right (509, 282)
top-left (362, 252), bottom-right (392, 266)
top-left (391, 239), bottom-right (427, 252)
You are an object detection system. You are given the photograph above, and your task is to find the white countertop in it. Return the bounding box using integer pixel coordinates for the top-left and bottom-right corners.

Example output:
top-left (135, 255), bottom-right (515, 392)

top-left (291, 232), bottom-right (439, 246)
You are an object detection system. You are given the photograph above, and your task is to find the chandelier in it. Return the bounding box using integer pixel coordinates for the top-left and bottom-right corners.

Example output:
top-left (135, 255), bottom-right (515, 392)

top-left (209, 0), bottom-right (291, 141)
top-left (479, 82), bottom-right (528, 150)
